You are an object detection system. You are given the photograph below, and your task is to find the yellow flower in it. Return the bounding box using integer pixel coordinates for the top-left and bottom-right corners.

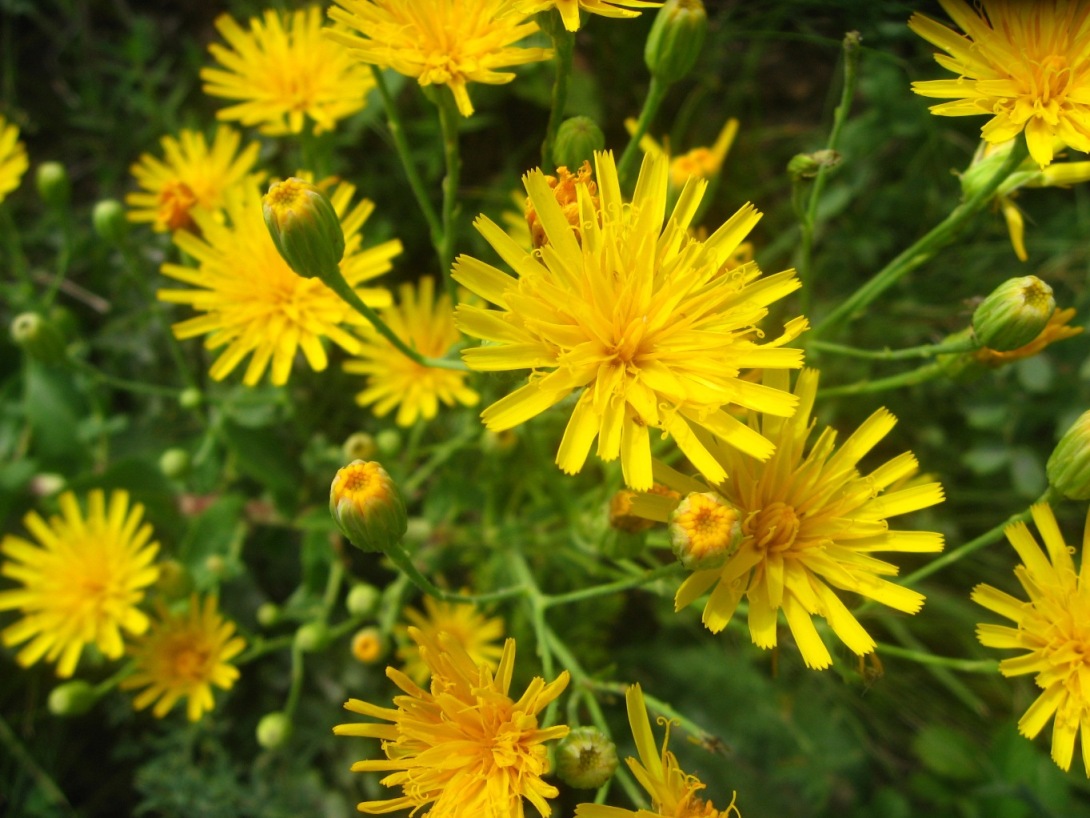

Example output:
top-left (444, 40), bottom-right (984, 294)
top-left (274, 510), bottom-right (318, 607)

top-left (973, 503), bottom-right (1090, 775)
top-left (202, 7), bottom-right (375, 136)
top-left (126, 126), bottom-right (262, 233)
top-left (513, 0), bottom-right (662, 32)
top-left (394, 595), bottom-right (505, 684)
top-left (973, 307), bottom-right (1083, 367)
top-left (326, 0), bottom-right (554, 118)
top-left (909, 0), bottom-right (1090, 167)
top-left (628, 115), bottom-right (740, 190)
top-left (630, 369), bottom-right (945, 670)
top-left (158, 180), bottom-right (399, 386)
top-left (575, 684), bottom-right (740, 818)
top-left (0, 490), bottom-right (160, 677)
top-left (334, 628), bottom-right (570, 816)
top-left (0, 115), bottom-right (28, 205)
top-left (345, 277), bottom-right (480, 427)
top-left (454, 150), bottom-right (806, 491)
top-left (121, 595), bottom-right (245, 722)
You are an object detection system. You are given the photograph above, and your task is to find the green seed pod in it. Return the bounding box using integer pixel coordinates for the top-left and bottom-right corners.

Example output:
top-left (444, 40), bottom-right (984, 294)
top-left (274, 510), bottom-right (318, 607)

top-left (1047, 410), bottom-right (1090, 501)
top-left (36, 162), bottom-right (70, 209)
top-left (48, 680), bottom-right (98, 717)
top-left (972, 276), bottom-right (1055, 352)
top-left (555, 726), bottom-right (619, 789)
top-left (179, 387), bottom-right (203, 410)
top-left (158, 448), bottom-right (190, 479)
top-left (11, 312), bottom-right (67, 364)
top-left (256, 602), bottom-right (281, 628)
top-left (375, 429), bottom-right (402, 456)
top-left (294, 621), bottom-right (331, 653)
top-left (92, 199), bottom-right (129, 244)
top-left (669, 491), bottom-right (742, 570)
top-left (256, 711), bottom-right (293, 749)
top-left (346, 583), bottom-right (380, 618)
top-left (262, 178), bottom-right (345, 282)
top-left (554, 117), bottom-right (606, 171)
top-left (644, 0), bottom-right (707, 86)
top-left (330, 460), bottom-right (408, 553)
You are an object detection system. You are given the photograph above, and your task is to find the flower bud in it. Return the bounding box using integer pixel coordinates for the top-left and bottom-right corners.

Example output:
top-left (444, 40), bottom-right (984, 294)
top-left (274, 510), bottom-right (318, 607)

top-left (11, 312), bottom-right (67, 364)
top-left (92, 199), bottom-right (129, 244)
top-left (294, 621), bottom-right (331, 652)
top-left (256, 711), bottom-right (293, 749)
top-left (788, 149), bottom-right (841, 181)
top-left (351, 627), bottom-right (386, 663)
top-left (256, 602), bottom-right (281, 628)
top-left (330, 461), bottom-right (408, 553)
top-left (669, 491), bottom-right (742, 570)
top-left (48, 680), bottom-right (98, 716)
top-left (342, 432), bottom-right (377, 462)
top-left (346, 583), bottom-right (380, 617)
top-left (375, 429), bottom-right (402, 456)
top-left (1047, 410), bottom-right (1090, 501)
top-left (553, 116), bottom-right (606, 171)
top-left (36, 161), bottom-right (70, 209)
top-left (179, 387), bottom-right (203, 410)
top-left (644, 0), bottom-right (707, 86)
top-left (158, 448), bottom-right (190, 479)
top-left (972, 276), bottom-right (1055, 352)
top-left (262, 178), bottom-right (345, 281)
top-left (555, 726), bottom-right (619, 789)
top-left (155, 559), bottom-right (193, 599)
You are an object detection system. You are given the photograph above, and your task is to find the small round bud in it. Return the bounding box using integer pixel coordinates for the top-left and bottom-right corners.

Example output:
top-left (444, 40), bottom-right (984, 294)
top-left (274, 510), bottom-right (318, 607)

top-left (553, 116), bottom-right (606, 171)
top-left (36, 162), bottom-right (70, 209)
top-left (346, 583), bottom-right (380, 618)
top-left (11, 312), bottom-right (67, 364)
top-left (342, 432), bottom-right (377, 462)
top-left (92, 199), bottom-right (129, 244)
top-left (555, 726), bottom-right (619, 789)
top-left (788, 149), bottom-right (841, 181)
top-left (375, 429), bottom-right (401, 456)
top-left (351, 627), bottom-right (386, 663)
top-left (48, 680), bottom-right (98, 717)
top-left (155, 559), bottom-right (193, 599)
top-left (972, 276), bottom-right (1055, 352)
top-left (158, 448), bottom-right (190, 479)
top-left (330, 461), bottom-right (408, 553)
top-left (294, 621), bottom-right (331, 652)
top-left (179, 387), bottom-right (203, 410)
top-left (644, 0), bottom-right (707, 86)
top-left (669, 491), bottom-right (742, 570)
top-left (1047, 410), bottom-right (1090, 501)
top-left (262, 178), bottom-right (345, 281)
top-left (256, 602), bottom-right (281, 628)
top-left (204, 554), bottom-right (228, 578)
top-left (30, 473), bottom-right (66, 497)
top-left (256, 711), bottom-right (293, 749)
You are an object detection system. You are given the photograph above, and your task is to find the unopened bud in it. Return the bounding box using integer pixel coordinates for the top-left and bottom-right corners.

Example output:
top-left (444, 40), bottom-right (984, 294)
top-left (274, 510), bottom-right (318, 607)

top-left (330, 461), bottom-right (408, 553)
top-left (342, 432), bottom-right (377, 462)
top-left (375, 429), bottom-right (401, 456)
top-left (48, 680), bottom-right (98, 716)
top-left (351, 627), bottom-right (386, 663)
top-left (346, 583), bottom-right (380, 618)
top-left (972, 276), bottom-right (1055, 351)
top-left (669, 491), bottom-right (741, 570)
top-left (179, 387), bottom-right (203, 410)
top-left (1047, 410), bottom-right (1090, 501)
top-left (294, 621), bottom-right (331, 653)
top-left (256, 602), bottom-right (280, 628)
top-left (644, 0), bottom-right (707, 85)
top-left (788, 150), bottom-right (841, 181)
top-left (11, 312), bottom-right (67, 364)
top-left (92, 199), bottom-right (129, 244)
top-left (256, 711), bottom-right (292, 749)
top-left (159, 448), bottom-right (190, 479)
top-left (36, 162), bottom-right (70, 209)
top-left (555, 726), bottom-right (619, 789)
top-left (262, 178), bottom-right (345, 281)
top-left (553, 116), bottom-right (606, 171)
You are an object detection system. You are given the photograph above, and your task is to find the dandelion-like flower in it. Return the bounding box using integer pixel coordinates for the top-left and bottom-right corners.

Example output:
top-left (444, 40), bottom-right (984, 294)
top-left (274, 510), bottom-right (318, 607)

top-left (334, 627), bottom-right (570, 816)
top-left (629, 116), bottom-right (740, 191)
top-left (454, 150), bottom-right (806, 491)
top-left (909, 0), bottom-right (1090, 167)
top-left (121, 595), bottom-right (245, 722)
top-left (126, 126), bottom-right (262, 233)
top-left (973, 503), bottom-right (1090, 775)
top-left (575, 684), bottom-right (740, 818)
top-left (0, 115), bottom-right (28, 205)
top-left (630, 369), bottom-right (945, 670)
top-left (158, 180), bottom-right (399, 386)
top-left (0, 490), bottom-right (160, 677)
top-left (394, 595), bottom-right (505, 684)
top-left (203, 7), bottom-right (375, 135)
top-left (513, 0), bottom-right (662, 32)
top-left (326, 0), bottom-right (554, 118)
top-left (345, 278), bottom-right (479, 427)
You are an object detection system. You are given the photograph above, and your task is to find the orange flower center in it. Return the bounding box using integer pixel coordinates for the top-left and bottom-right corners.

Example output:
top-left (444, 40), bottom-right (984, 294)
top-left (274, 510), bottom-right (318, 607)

top-left (527, 161), bottom-right (600, 248)
top-left (745, 501), bottom-right (801, 554)
top-left (157, 180), bottom-right (198, 232)
top-left (170, 642), bottom-right (212, 682)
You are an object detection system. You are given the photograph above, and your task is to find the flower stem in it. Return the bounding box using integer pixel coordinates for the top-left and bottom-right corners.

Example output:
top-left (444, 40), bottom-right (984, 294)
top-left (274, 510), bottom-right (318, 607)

top-left (541, 26), bottom-right (575, 169)
top-left (874, 643), bottom-right (998, 673)
top-left (817, 361), bottom-right (944, 398)
top-left (616, 76), bottom-right (668, 188)
top-left (809, 336), bottom-right (980, 361)
top-left (541, 562), bottom-right (681, 608)
top-left (436, 88), bottom-right (463, 305)
top-left (72, 358), bottom-right (184, 398)
top-left (383, 540), bottom-right (524, 603)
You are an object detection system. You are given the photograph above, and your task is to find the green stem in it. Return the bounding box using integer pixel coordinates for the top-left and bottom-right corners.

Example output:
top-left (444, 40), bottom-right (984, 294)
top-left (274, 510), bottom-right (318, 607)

top-left (809, 336), bottom-right (980, 361)
top-left (283, 645), bottom-right (305, 718)
top-left (0, 713), bottom-right (77, 816)
top-left (1, 204), bottom-right (30, 285)
top-left (588, 679), bottom-right (722, 751)
top-left (542, 563), bottom-right (681, 608)
top-left (402, 425), bottom-right (478, 495)
top-left (874, 643), bottom-right (998, 673)
top-left (617, 77), bottom-right (668, 188)
top-left (508, 550), bottom-right (555, 681)
top-left (383, 541), bottom-right (525, 603)
top-left (322, 558), bottom-right (345, 621)
top-left (237, 634), bottom-right (296, 665)
top-left (44, 209), bottom-right (76, 307)
top-left (72, 358), bottom-right (184, 398)
top-left (813, 137), bottom-right (1029, 339)
top-left (541, 27), bottom-right (575, 169)
top-left (817, 361), bottom-right (944, 398)
top-left (437, 89), bottom-right (462, 304)
top-left (883, 618), bottom-right (985, 714)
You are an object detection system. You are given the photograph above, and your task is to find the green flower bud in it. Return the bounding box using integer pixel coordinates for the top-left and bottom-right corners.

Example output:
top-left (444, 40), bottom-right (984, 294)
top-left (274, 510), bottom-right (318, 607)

top-left (36, 162), bottom-right (70, 209)
top-left (555, 726), bottom-right (619, 789)
top-left (262, 178), bottom-right (345, 282)
top-left (669, 491), bottom-right (742, 570)
top-left (11, 312), bottom-right (67, 364)
top-left (179, 387), bottom-right (203, 410)
top-left (256, 602), bottom-right (281, 628)
top-left (158, 448), bottom-right (190, 479)
top-left (375, 429), bottom-right (402, 456)
top-left (1047, 410), bottom-right (1090, 501)
top-left (48, 680), bottom-right (98, 717)
top-left (972, 276), bottom-right (1055, 352)
top-left (330, 461), bottom-right (408, 553)
top-left (644, 0), bottom-right (707, 86)
top-left (256, 711), bottom-right (293, 749)
top-left (92, 199), bottom-right (129, 244)
top-left (346, 583), bottom-right (380, 618)
top-left (788, 149), bottom-right (841, 181)
top-left (155, 559), bottom-right (193, 599)
top-left (342, 432), bottom-right (377, 462)
top-left (31, 473), bottom-right (66, 497)
top-left (294, 621), bottom-right (331, 652)
top-left (553, 117), bottom-right (606, 171)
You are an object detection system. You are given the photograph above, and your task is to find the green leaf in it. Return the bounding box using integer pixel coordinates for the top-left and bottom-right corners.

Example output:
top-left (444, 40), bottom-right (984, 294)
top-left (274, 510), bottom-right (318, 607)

top-left (22, 360), bottom-right (89, 467)
top-left (220, 419), bottom-right (301, 511)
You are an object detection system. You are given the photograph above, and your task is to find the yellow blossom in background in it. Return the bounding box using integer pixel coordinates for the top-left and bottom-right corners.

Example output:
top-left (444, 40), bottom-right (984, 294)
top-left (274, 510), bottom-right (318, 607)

top-left (575, 684), bottom-right (740, 818)
top-left (973, 504), bottom-right (1090, 775)
top-left (394, 595), bottom-right (505, 684)
top-left (974, 307), bottom-right (1083, 367)
top-left (334, 627), bottom-right (569, 816)
top-left (326, 0), bottom-right (553, 118)
top-left (0, 490), bottom-right (160, 677)
top-left (0, 115), bottom-right (28, 204)
top-left (121, 595), bottom-right (245, 722)
top-left (158, 180), bottom-right (399, 386)
top-left (909, 0), bottom-right (1090, 167)
top-left (202, 7), bottom-right (374, 136)
top-left (630, 369), bottom-right (945, 670)
top-left (513, 0), bottom-right (662, 32)
top-left (126, 126), bottom-right (262, 233)
top-left (454, 150), bottom-right (806, 491)
top-left (627, 115), bottom-right (740, 190)
top-left (344, 278), bottom-right (479, 427)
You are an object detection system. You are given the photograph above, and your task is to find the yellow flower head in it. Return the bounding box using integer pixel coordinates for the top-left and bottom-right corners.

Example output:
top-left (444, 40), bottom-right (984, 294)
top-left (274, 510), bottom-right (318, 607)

top-left (909, 0), bottom-right (1090, 167)
top-left (973, 307), bottom-right (1083, 367)
top-left (630, 369), bottom-right (946, 670)
top-left (394, 595), bottom-right (505, 684)
top-left (973, 503), bottom-right (1090, 775)
top-left (334, 628), bottom-right (570, 817)
top-left (575, 684), bottom-right (740, 818)
top-left (121, 595), bottom-right (245, 723)
top-left (513, 0), bottom-right (663, 32)
top-left (0, 115), bottom-right (28, 205)
top-left (352, 627), bottom-right (386, 663)
top-left (158, 180), bottom-right (399, 386)
top-left (454, 150), bottom-right (807, 491)
top-left (629, 116), bottom-right (740, 190)
top-left (326, 0), bottom-right (554, 118)
top-left (202, 7), bottom-right (375, 135)
top-left (345, 277), bottom-right (480, 427)
top-left (126, 126), bottom-right (262, 233)
top-left (0, 490), bottom-right (160, 677)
